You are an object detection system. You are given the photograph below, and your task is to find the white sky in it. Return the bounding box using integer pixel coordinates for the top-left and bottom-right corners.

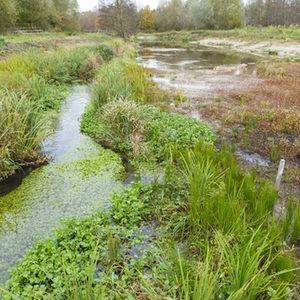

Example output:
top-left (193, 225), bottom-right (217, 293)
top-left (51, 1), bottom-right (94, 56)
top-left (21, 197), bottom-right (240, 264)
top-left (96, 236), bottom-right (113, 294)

top-left (78, 0), bottom-right (160, 12)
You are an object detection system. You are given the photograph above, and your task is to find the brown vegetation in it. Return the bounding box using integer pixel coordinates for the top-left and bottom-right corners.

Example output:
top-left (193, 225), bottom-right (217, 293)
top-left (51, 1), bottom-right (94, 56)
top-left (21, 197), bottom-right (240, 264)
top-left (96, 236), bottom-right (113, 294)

top-left (200, 62), bottom-right (300, 186)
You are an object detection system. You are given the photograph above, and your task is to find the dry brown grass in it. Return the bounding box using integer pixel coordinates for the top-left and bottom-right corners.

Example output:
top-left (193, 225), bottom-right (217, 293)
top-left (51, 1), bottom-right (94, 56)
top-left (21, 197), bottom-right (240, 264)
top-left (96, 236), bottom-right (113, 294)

top-left (200, 62), bottom-right (300, 163)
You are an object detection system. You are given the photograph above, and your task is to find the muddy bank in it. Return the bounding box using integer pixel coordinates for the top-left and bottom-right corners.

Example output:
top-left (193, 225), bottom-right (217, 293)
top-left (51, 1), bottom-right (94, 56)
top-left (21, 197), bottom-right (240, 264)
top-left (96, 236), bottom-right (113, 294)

top-left (191, 38), bottom-right (300, 59)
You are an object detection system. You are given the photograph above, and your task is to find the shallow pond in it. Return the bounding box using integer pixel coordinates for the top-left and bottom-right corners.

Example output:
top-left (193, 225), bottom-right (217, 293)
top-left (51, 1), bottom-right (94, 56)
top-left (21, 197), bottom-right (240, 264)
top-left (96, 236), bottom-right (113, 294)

top-left (139, 44), bottom-right (260, 100)
top-left (0, 86), bottom-right (124, 283)
top-left (141, 46), bottom-right (257, 71)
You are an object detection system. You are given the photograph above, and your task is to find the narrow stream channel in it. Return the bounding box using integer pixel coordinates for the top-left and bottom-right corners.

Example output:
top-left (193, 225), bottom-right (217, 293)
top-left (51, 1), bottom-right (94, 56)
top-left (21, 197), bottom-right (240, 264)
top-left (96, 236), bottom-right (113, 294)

top-left (0, 86), bottom-right (123, 283)
top-left (0, 46), bottom-right (265, 284)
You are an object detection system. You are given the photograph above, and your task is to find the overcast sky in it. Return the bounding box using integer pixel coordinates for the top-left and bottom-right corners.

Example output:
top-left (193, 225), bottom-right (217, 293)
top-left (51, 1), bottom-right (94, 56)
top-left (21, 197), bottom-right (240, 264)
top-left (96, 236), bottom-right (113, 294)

top-left (78, 0), bottom-right (160, 12)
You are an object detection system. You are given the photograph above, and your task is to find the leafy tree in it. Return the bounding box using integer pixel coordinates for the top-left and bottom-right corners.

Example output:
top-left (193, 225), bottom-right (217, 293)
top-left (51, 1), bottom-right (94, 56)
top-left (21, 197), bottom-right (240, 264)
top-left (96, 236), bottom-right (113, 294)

top-left (199, 0), bottom-right (244, 29)
top-left (245, 0), bottom-right (300, 26)
top-left (0, 0), bottom-right (17, 32)
top-left (139, 5), bottom-right (155, 32)
top-left (80, 10), bottom-right (99, 32)
top-left (52, 0), bottom-right (80, 31)
top-left (16, 0), bottom-right (56, 29)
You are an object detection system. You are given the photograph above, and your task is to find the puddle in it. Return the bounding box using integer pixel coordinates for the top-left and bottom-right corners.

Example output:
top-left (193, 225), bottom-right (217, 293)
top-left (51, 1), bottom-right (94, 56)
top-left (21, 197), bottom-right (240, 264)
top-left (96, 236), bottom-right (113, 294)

top-left (236, 150), bottom-right (271, 167)
top-left (140, 45), bottom-right (260, 100)
top-left (141, 46), bottom-right (257, 72)
top-left (0, 86), bottom-right (123, 283)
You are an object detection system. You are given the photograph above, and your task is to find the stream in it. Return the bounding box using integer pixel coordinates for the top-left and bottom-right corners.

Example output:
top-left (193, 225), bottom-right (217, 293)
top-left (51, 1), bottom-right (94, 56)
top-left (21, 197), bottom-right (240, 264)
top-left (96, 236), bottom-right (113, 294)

top-left (0, 86), bottom-right (124, 283)
top-left (0, 45), bottom-right (267, 284)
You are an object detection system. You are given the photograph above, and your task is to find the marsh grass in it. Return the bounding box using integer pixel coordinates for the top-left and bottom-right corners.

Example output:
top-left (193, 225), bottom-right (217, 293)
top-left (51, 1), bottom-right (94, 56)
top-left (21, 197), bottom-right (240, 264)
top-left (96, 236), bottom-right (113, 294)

top-left (0, 43), bottom-right (112, 180)
top-left (91, 58), bottom-right (166, 109)
top-left (0, 91), bottom-right (43, 180)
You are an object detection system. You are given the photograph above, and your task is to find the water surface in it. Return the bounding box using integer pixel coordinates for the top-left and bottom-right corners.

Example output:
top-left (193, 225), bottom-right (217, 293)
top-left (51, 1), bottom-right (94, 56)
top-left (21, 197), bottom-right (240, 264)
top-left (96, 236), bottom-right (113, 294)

top-left (141, 46), bottom-right (257, 71)
top-left (0, 86), bottom-right (123, 282)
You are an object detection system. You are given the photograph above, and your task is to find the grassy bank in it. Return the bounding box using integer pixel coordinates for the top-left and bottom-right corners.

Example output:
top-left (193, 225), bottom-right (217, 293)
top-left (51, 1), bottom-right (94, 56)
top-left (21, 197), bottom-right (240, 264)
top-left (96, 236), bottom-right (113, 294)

top-left (0, 37), bottom-right (119, 181)
top-left (141, 25), bottom-right (300, 47)
top-left (1, 44), bottom-right (300, 299)
top-left (81, 56), bottom-right (215, 168)
top-left (2, 144), bottom-right (300, 299)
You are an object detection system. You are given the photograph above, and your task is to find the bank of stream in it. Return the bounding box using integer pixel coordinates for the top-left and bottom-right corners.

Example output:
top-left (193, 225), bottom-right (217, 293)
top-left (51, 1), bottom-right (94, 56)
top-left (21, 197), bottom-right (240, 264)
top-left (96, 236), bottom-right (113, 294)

top-left (0, 86), bottom-right (125, 283)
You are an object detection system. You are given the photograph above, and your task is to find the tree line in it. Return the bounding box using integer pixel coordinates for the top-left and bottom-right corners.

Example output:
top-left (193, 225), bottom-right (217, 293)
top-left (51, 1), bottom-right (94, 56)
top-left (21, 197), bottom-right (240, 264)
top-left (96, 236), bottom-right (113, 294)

top-left (92, 0), bottom-right (300, 35)
top-left (1, 0), bottom-right (300, 34)
top-left (0, 0), bottom-right (79, 33)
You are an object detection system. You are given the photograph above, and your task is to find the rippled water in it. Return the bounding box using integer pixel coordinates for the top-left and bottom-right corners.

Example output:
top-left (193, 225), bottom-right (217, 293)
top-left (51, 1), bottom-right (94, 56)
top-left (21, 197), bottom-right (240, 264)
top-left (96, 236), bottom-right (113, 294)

top-left (0, 86), bottom-right (123, 283)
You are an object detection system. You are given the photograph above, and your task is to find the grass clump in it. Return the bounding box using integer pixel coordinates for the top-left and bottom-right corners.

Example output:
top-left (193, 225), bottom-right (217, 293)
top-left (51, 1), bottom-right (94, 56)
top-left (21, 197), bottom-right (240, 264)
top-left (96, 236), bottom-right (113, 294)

top-left (91, 58), bottom-right (165, 108)
top-left (0, 91), bottom-right (44, 181)
top-left (82, 99), bottom-right (216, 165)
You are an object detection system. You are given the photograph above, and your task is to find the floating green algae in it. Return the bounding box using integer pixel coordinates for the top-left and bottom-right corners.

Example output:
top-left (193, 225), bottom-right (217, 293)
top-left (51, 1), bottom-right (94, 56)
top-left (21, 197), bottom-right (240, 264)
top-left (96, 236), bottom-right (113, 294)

top-left (0, 86), bottom-right (124, 283)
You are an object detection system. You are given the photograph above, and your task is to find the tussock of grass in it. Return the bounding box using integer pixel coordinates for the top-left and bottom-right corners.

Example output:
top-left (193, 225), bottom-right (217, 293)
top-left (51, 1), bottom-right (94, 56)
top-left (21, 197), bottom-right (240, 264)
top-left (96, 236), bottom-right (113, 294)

top-left (91, 59), bottom-right (163, 109)
top-left (0, 91), bottom-right (44, 181)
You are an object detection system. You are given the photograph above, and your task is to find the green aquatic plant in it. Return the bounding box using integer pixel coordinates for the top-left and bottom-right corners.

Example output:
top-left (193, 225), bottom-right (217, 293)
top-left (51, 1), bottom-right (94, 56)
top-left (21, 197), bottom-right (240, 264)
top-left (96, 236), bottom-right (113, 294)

top-left (2, 156), bottom-right (299, 299)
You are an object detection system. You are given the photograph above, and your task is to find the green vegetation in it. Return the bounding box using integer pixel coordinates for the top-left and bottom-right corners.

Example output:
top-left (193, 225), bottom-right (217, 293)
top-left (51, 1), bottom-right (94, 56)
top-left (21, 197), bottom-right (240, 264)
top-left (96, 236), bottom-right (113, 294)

top-left (0, 41), bottom-right (116, 182)
top-left (0, 0), bottom-right (79, 33)
top-left (81, 57), bottom-right (215, 166)
top-left (140, 25), bottom-right (300, 49)
top-left (2, 142), bottom-right (300, 298)
top-left (0, 31), bottom-right (299, 299)
top-left (82, 99), bottom-right (216, 165)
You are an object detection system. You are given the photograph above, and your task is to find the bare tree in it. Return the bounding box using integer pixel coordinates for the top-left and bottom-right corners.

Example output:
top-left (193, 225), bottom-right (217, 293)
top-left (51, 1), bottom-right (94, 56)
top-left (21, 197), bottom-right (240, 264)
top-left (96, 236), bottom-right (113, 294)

top-left (98, 0), bottom-right (138, 37)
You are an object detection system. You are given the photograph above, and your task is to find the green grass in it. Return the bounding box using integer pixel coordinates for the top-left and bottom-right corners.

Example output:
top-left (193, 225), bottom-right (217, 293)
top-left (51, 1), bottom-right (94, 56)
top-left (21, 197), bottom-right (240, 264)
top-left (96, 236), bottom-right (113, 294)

top-left (0, 41), bottom-right (116, 181)
top-left (81, 98), bottom-right (216, 166)
top-left (2, 143), bottom-right (299, 299)
top-left (0, 91), bottom-right (44, 181)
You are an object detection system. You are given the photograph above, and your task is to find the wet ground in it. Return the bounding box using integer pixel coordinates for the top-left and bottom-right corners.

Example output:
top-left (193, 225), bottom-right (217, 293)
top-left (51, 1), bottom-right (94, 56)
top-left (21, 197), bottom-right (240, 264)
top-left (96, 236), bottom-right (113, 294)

top-left (139, 43), bottom-right (271, 169)
top-left (0, 86), bottom-right (124, 283)
top-left (140, 45), bottom-right (260, 100)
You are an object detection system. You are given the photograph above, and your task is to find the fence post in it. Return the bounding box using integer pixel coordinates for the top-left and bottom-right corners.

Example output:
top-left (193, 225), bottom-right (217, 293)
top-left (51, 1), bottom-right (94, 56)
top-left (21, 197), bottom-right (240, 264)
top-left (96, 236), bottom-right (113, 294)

top-left (275, 159), bottom-right (285, 190)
